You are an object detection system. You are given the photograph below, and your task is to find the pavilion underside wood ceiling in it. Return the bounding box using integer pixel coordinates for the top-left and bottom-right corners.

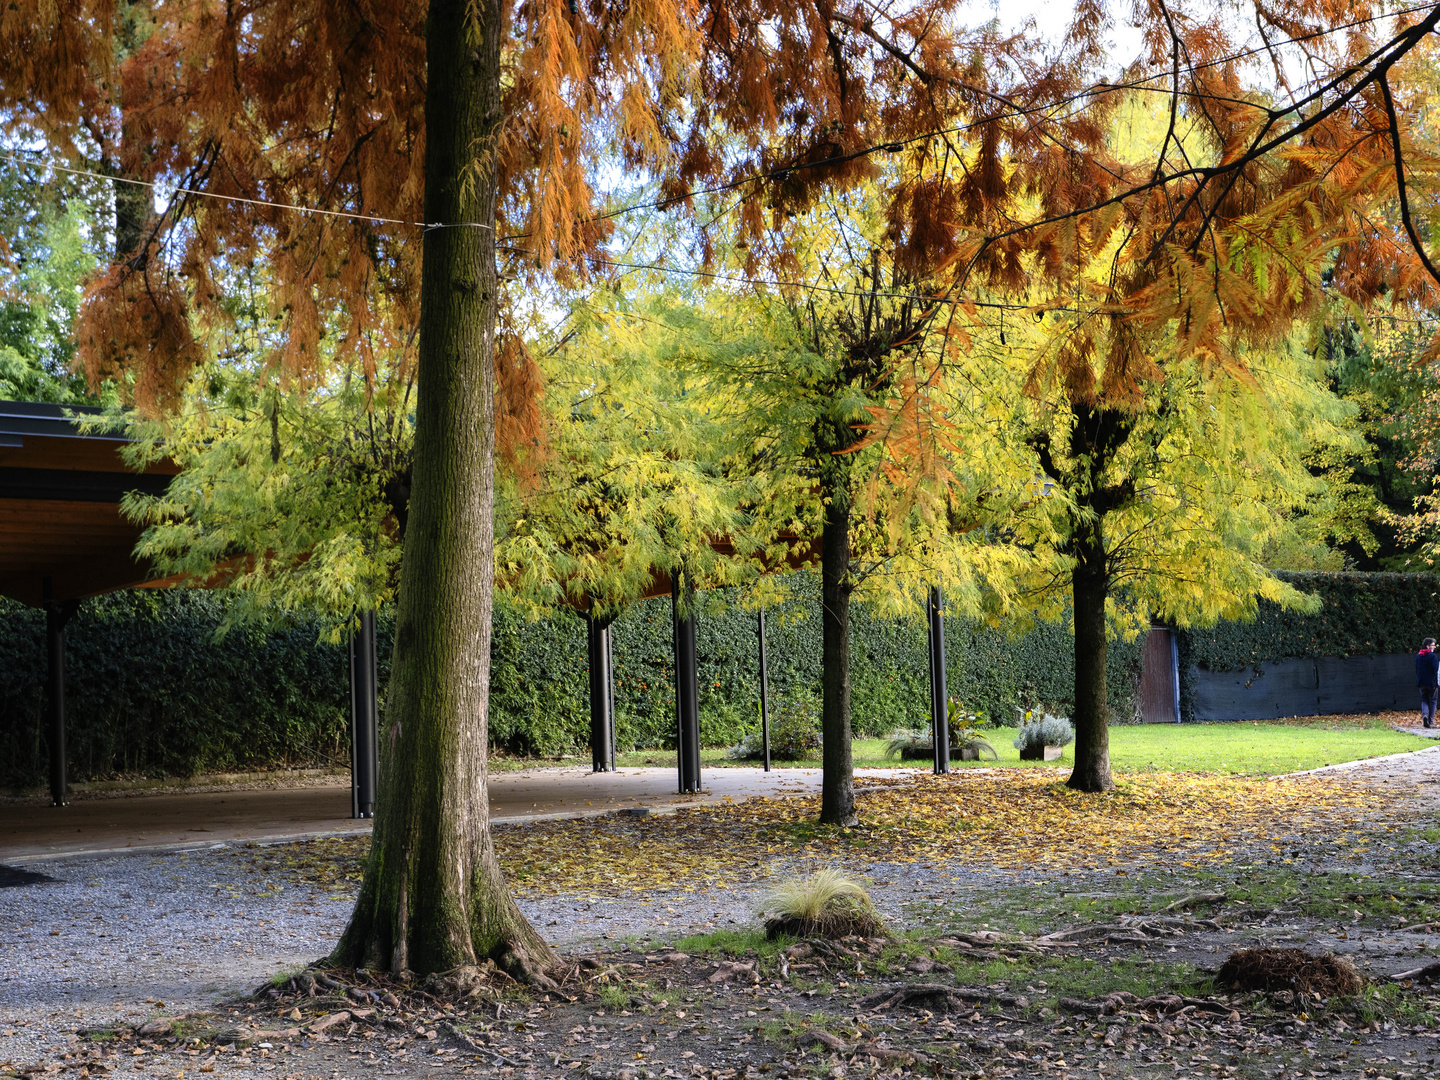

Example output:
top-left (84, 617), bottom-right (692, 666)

top-left (0, 401), bottom-right (177, 606)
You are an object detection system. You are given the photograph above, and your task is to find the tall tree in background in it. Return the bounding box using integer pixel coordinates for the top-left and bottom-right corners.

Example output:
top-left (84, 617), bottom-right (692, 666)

top-left (656, 191), bottom-right (1020, 825)
top-left (0, 159), bottom-right (104, 402)
top-left (852, 13), bottom-right (1440, 791)
top-left (6, 0), bottom-right (1440, 965)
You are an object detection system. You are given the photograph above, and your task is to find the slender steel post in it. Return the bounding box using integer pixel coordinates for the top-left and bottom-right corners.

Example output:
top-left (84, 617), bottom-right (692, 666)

top-left (1170, 632), bottom-right (1182, 724)
top-left (926, 602), bottom-right (937, 768)
top-left (349, 610), bottom-right (379, 818)
top-left (929, 584), bottom-right (949, 775)
top-left (672, 569), bottom-right (701, 793)
top-left (604, 623), bottom-right (618, 769)
top-left (44, 593), bottom-right (75, 808)
top-left (672, 577), bottom-right (682, 793)
top-left (349, 623), bottom-right (359, 818)
top-left (588, 612), bottom-right (615, 772)
top-left (757, 609), bottom-right (771, 772)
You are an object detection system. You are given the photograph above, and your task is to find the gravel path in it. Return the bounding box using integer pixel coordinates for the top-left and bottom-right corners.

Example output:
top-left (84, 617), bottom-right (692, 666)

top-left (0, 834), bottom-right (1021, 1071)
top-left (0, 845), bottom-right (354, 1066)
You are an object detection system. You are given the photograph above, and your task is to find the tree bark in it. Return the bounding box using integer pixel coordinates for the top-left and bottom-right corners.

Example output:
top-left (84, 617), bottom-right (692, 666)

top-left (819, 482), bottom-right (857, 826)
top-left (1068, 521), bottom-right (1114, 792)
top-left (333, 0), bottom-right (554, 979)
top-left (112, 2), bottom-right (152, 263)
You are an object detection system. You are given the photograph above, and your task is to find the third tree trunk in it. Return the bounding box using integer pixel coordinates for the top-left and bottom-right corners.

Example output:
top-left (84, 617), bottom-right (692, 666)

top-left (820, 486), bottom-right (856, 825)
top-left (1068, 525), bottom-right (1114, 793)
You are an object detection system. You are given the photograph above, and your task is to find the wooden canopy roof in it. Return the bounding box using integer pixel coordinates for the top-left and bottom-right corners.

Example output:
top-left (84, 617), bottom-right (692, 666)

top-left (0, 400), bottom-right (178, 607)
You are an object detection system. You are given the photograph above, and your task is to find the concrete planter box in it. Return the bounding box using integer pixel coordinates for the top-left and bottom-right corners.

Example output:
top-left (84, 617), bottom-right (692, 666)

top-left (900, 745), bottom-right (975, 761)
top-left (1018, 745), bottom-right (1063, 761)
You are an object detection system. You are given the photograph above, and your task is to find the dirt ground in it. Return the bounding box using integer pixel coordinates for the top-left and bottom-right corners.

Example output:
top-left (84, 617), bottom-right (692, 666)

top-left (5, 750), bottom-right (1440, 1080)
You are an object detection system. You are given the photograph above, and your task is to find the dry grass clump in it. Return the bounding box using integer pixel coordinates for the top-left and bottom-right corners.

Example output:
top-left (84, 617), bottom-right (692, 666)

top-left (761, 869), bottom-right (887, 940)
top-left (1216, 947), bottom-right (1364, 997)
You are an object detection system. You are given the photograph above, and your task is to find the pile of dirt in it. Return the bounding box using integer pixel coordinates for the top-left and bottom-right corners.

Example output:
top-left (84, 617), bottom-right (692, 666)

top-left (765, 904), bottom-right (886, 940)
top-left (1216, 948), bottom-right (1364, 997)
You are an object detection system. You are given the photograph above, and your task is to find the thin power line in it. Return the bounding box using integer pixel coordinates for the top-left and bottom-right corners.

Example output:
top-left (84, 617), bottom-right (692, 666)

top-left (3, 149), bottom-right (493, 231)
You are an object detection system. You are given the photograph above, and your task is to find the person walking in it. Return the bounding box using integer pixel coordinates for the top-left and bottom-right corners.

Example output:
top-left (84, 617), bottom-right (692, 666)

top-left (1417, 638), bottom-right (1439, 728)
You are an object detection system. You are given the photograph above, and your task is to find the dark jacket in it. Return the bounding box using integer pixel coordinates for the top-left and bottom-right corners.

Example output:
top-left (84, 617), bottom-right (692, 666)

top-left (1418, 649), bottom-right (1439, 688)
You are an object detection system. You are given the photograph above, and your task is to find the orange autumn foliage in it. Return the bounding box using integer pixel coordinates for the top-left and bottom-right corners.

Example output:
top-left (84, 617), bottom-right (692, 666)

top-left (1, 0), bottom-right (1437, 450)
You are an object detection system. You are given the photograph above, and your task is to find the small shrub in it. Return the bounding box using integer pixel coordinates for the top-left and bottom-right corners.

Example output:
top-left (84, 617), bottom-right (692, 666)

top-left (728, 690), bottom-right (821, 761)
top-left (883, 699), bottom-right (997, 760)
top-left (882, 727), bottom-right (997, 761)
top-left (760, 869), bottom-right (886, 940)
top-left (883, 728), bottom-right (931, 758)
top-left (1013, 713), bottom-right (1075, 752)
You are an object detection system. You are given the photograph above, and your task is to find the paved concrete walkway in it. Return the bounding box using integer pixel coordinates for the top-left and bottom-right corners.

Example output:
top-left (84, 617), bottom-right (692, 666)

top-left (0, 766), bottom-right (912, 862)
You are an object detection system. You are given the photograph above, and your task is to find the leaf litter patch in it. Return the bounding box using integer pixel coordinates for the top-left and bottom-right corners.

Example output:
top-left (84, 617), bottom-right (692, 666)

top-left (495, 770), bottom-right (1383, 898)
top-left (235, 771), bottom-right (1385, 906)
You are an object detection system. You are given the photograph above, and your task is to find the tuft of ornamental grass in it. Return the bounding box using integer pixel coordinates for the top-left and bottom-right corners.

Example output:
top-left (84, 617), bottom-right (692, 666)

top-left (760, 868), bottom-right (887, 940)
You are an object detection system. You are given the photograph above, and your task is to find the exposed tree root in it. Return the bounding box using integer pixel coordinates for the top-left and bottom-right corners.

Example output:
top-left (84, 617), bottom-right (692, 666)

top-left (1058, 991), bottom-right (1235, 1018)
top-left (1390, 961), bottom-right (1440, 983)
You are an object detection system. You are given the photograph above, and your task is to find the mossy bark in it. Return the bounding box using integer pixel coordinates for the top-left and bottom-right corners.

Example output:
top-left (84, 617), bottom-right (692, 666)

top-left (333, 0), bottom-right (554, 979)
top-left (1059, 403), bottom-right (1128, 794)
top-left (819, 484), bottom-right (857, 826)
top-left (1068, 523), bottom-right (1115, 792)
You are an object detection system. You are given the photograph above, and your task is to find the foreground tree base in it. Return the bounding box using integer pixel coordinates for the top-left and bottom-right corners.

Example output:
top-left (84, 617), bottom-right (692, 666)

top-left (1066, 767), bottom-right (1118, 794)
top-left (333, 847), bottom-right (557, 982)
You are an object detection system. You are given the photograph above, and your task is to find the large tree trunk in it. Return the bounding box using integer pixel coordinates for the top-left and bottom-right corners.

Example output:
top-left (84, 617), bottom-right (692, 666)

top-left (1067, 522), bottom-right (1114, 793)
top-left (819, 484), bottom-right (857, 826)
top-left (333, 0), bottom-right (554, 979)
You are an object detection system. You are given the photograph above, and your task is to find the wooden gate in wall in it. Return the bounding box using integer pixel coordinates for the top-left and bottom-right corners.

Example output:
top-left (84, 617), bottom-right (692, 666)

top-left (1140, 626), bottom-right (1180, 723)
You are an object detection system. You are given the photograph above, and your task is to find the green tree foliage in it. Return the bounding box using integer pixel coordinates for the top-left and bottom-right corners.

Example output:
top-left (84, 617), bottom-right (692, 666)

top-left (119, 364), bottom-right (412, 636)
top-left (651, 189), bottom-right (1022, 823)
top-left (0, 156), bottom-right (104, 403)
top-left (967, 303), bottom-right (1364, 789)
top-left (498, 294), bottom-right (763, 616)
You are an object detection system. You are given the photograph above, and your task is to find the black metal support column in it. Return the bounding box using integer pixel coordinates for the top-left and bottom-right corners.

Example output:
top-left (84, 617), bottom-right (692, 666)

top-left (43, 589), bottom-right (77, 808)
top-left (757, 609), bottom-right (771, 772)
top-left (928, 584), bottom-right (949, 775)
top-left (672, 570), bottom-right (701, 793)
top-left (349, 610), bottom-right (379, 819)
top-left (604, 622), bottom-right (618, 769)
top-left (588, 611), bottom-right (615, 772)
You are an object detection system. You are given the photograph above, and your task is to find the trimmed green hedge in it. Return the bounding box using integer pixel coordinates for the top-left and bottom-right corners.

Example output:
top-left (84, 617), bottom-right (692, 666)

top-left (5, 570), bottom-right (1426, 787)
top-left (0, 575), bottom-right (1142, 788)
top-left (0, 590), bottom-right (358, 789)
top-left (1175, 571), bottom-right (1440, 721)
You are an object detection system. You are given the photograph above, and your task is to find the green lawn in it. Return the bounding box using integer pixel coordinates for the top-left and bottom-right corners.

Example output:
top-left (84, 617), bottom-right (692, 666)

top-left (598, 716), bottom-right (1430, 777)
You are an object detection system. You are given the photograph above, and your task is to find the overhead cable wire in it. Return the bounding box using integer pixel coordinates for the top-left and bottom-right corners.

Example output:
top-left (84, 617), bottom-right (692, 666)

top-left (2, 148), bottom-right (494, 231)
